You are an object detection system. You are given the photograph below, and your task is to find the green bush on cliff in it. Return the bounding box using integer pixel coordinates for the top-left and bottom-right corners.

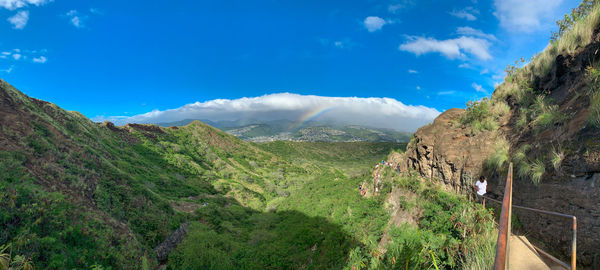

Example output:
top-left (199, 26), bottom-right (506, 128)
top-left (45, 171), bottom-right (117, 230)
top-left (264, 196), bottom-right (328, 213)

top-left (461, 98), bottom-right (501, 134)
top-left (461, 99), bottom-right (492, 125)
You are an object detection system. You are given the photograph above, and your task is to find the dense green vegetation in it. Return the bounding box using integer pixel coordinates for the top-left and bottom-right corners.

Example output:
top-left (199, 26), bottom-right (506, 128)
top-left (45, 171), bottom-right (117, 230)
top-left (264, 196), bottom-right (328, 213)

top-left (343, 167), bottom-right (497, 270)
top-left (168, 147), bottom-right (497, 270)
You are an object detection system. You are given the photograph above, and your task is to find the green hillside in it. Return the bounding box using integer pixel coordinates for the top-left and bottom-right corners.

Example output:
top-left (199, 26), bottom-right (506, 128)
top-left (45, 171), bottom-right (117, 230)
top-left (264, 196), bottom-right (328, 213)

top-left (0, 79), bottom-right (397, 269)
top-left (0, 79), bottom-right (496, 269)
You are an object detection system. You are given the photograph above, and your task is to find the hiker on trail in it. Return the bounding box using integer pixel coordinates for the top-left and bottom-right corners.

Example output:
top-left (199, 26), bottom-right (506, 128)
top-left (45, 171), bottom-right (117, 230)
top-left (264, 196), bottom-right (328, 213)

top-left (474, 176), bottom-right (488, 204)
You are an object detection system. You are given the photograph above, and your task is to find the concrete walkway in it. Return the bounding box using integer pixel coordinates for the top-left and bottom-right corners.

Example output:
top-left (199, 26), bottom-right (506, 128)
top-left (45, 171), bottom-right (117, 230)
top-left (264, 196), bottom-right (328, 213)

top-left (508, 235), bottom-right (561, 270)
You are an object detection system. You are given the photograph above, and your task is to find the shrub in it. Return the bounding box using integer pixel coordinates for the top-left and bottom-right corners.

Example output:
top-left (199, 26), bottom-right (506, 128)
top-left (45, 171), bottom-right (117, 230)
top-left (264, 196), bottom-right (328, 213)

top-left (461, 98), bottom-right (492, 125)
top-left (461, 98), bottom-right (500, 134)
top-left (551, 0), bottom-right (597, 41)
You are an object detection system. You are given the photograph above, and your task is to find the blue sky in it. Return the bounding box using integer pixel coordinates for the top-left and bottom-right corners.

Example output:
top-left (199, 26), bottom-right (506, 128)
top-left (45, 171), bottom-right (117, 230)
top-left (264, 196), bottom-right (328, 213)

top-left (0, 0), bottom-right (581, 130)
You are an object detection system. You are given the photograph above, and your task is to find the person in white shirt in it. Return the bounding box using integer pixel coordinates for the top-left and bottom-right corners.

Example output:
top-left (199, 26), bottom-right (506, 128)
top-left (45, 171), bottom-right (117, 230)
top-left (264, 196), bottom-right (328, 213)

top-left (474, 176), bottom-right (487, 205)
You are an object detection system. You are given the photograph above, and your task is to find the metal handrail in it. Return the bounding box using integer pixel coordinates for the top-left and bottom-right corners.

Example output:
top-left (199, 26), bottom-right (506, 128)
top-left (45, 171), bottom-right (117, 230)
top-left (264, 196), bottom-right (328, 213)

top-left (493, 162), bottom-right (513, 270)
top-left (478, 192), bottom-right (577, 270)
top-left (480, 162), bottom-right (576, 270)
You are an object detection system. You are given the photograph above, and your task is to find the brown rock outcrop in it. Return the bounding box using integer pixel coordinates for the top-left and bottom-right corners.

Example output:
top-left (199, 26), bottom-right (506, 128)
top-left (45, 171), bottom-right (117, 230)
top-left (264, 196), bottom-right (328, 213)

top-left (403, 108), bottom-right (499, 193)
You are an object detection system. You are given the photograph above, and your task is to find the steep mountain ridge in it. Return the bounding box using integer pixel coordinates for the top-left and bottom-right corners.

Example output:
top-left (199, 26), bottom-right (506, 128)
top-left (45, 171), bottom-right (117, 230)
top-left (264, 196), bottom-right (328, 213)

top-left (398, 7), bottom-right (600, 266)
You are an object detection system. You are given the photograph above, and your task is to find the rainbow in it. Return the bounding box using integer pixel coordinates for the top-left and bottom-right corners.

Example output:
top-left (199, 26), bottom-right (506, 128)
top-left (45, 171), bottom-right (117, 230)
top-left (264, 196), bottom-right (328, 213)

top-left (291, 106), bottom-right (333, 130)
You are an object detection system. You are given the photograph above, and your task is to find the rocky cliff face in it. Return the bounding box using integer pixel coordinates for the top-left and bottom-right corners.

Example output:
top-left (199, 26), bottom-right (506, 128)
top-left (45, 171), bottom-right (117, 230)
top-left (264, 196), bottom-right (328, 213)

top-left (403, 108), bottom-right (500, 193)
top-left (400, 29), bottom-right (600, 267)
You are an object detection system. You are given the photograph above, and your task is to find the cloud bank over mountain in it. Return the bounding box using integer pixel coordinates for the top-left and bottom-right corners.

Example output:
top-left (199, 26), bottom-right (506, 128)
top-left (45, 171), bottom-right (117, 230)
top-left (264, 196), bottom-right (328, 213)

top-left (97, 93), bottom-right (441, 132)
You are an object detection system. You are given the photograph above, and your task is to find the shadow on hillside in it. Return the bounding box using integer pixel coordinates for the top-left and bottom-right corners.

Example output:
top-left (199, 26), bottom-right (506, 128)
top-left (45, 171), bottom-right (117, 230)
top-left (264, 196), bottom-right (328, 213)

top-left (164, 194), bottom-right (362, 270)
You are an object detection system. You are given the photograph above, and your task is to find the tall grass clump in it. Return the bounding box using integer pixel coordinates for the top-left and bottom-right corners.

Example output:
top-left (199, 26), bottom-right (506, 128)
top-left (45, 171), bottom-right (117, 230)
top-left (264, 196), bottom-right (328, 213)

top-left (530, 95), bottom-right (566, 132)
top-left (491, 100), bottom-right (510, 117)
top-left (530, 160), bottom-right (546, 185)
top-left (513, 144), bottom-right (546, 185)
top-left (486, 138), bottom-right (510, 172)
top-left (551, 147), bottom-right (565, 171)
top-left (459, 219), bottom-right (497, 270)
top-left (516, 108), bottom-right (529, 129)
top-left (589, 92), bottom-right (600, 126)
top-left (513, 145), bottom-right (533, 179)
top-left (586, 66), bottom-right (600, 126)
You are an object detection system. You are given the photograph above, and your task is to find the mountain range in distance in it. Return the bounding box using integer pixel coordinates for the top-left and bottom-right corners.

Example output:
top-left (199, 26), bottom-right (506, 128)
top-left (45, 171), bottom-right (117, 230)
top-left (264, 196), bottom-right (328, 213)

top-left (157, 119), bottom-right (412, 142)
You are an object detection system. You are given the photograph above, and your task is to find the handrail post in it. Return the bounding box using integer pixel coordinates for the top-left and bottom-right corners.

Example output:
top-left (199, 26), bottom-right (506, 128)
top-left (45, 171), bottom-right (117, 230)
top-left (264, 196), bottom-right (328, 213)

top-left (572, 216), bottom-right (577, 270)
top-left (494, 162), bottom-right (513, 270)
top-left (506, 164), bottom-right (513, 269)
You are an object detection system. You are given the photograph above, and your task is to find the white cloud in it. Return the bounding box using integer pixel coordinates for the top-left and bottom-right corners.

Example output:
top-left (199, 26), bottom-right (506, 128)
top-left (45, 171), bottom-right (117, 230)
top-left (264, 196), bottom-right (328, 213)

top-left (408, 69), bottom-right (418, 74)
top-left (0, 0), bottom-right (51, 10)
top-left (438, 91), bottom-right (456, 95)
top-left (320, 38), bottom-right (355, 50)
top-left (333, 40), bottom-right (354, 49)
top-left (399, 36), bottom-right (492, 60)
top-left (71, 16), bottom-right (81, 27)
top-left (494, 0), bottom-right (562, 32)
top-left (7, 10), bottom-right (28, 29)
top-left (456, 26), bottom-right (497, 41)
top-left (1, 65), bottom-right (14, 73)
top-left (458, 63), bottom-right (471, 68)
top-left (89, 8), bottom-right (102, 15)
top-left (65, 9), bottom-right (86, 28)
top-left (472, 83), bottom-right (486, 93)
top-left (416, 86), bottom-right (421, 90)
top-left (388, 1), bottom-right (415, 13)
top-left (364, 16), bottom-right (387, 32)
top-left (449, 7), bottom-right (479, 21)
top-left (1, 49), bottom-right (47, 64)
top-left (96, 93), bottom-right (441, 132)
top-left (32, 55), bottom-right (46, 63)
top-left (480, 68), bottom-right (489, 74)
